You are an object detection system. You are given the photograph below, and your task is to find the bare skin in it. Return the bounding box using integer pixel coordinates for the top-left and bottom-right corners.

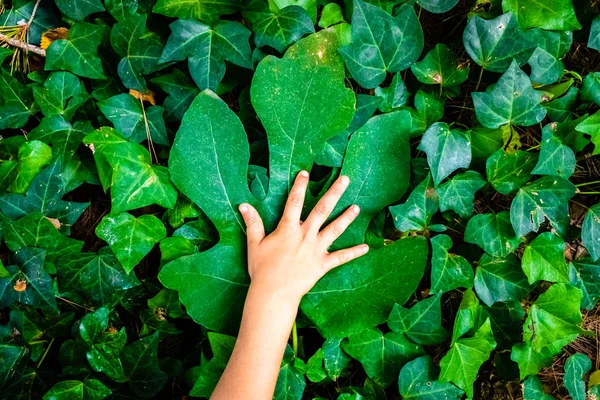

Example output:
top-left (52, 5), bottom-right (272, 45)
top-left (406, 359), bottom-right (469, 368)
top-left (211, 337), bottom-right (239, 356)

top-left (210, 170), bottom-right (368, 400)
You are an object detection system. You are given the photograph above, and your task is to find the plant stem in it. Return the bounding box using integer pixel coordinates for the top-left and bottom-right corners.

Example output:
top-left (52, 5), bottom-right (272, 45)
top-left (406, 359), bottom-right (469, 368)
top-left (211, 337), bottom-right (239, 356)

top-left (475, 67), bottom-right (484, 92)
top-left (37, 338), bottom-right (54, 369)
top-left (0, 33), bottom-right (45, 56)
top-left (576, 180), bottom-right (600, 187)
top-left (292, 320), bottom-right (298, 356)
top-left (27, 0), bottom-right (42, 27)
top-left (577, 192), bottom-right (600, 195)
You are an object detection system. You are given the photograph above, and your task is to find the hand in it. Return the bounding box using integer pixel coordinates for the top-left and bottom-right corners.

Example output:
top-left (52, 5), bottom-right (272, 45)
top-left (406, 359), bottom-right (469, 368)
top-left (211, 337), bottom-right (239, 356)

top-left (238, 170), bottom-right (369, 306)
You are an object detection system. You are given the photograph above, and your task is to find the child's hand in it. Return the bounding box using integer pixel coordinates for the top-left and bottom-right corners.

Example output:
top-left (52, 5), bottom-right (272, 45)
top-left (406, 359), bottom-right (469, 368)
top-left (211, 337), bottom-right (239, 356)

top-left (238, 171), bottom-right (369, 306)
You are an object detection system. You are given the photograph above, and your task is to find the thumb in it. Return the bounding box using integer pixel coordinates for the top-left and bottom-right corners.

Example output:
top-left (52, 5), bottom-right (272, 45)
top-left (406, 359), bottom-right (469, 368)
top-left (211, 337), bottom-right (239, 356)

top-left (239, 203), bottom-right (265, 249)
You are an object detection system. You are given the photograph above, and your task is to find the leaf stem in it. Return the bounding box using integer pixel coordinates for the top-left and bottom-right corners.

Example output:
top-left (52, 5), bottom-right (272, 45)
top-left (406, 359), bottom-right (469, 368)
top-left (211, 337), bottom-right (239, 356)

top-left (576, 180), bottom-right (600, 187)
top-left (36, 338), bottom-right (54, 369)
top-left (577, 192), bottom-right (600, 195)
top-left (475, 66), bottom-right (484, 92)
top-left (292, 320), bottom-right (298, 356)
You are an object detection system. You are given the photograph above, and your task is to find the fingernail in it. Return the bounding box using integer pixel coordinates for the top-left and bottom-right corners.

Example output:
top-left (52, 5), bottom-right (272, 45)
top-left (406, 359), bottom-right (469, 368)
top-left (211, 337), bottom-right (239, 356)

top-left (341, 175), bottom-right (350, 186)
top-left (361, 244), bottom-right (369, 254)
top-left (300, 170), bottom-right (309, 177)
top-left (352, 205), bottom-right (360, 214)
top-left (239, 204), bottom-right (249, 213)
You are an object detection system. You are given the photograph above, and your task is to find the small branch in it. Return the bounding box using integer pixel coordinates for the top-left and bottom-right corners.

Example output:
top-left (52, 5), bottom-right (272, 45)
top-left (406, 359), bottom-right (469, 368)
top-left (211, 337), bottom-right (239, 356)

top-left (0, 33), bottom-right (45, 56)
top-left (27, 0), bottom-right (42, 27)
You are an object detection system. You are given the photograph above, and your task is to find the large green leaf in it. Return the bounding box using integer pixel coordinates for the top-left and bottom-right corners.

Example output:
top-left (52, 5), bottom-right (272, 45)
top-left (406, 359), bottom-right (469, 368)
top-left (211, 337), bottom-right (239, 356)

top-left (474, 253), bottom-right (531, 306)
top-left (0, 67), bottom-right (34, 130)
top-left (510, 176), bottom-right (576, 238)
top-left (569, 257), bottom-right (600, 310)
top-left (463, 13), bottom-right (534, 72)
top-left (121, 332), bottom-right (168, 398)
top-left (473, 60), bottom-right (546, 128)
top-left (531, 123), bottom-right (576, 178)
top-left (486, 149), bottom-right (538, 195)
top-left (398, 356), bottom-right (463, 400)
top-left (522, 232), bottom-right (569, 284)
top-left (388, 293), bottom-right (448, 346)
top-left (430, 234), bottom-right (474, 293)
top-left (411, 44), bottom-right (469, 87)
top-left (437, 171), bottom-right (485, 217)
top-left (159, 19), bottom-right (252, 91)
top-left (502, 0), bottom-right (581, 31)
top-left (390, 174), bottom-right (438, 233)
top-left (42, 379), bottom-right (111, 400)
top-left (32, 72), bottom-right (89, 121)
top-left (510, 341), bottom-right (556, 379)
top-left (564, 353), bottom-right (592, 400)
top-left (45, 22), bottom-right (106, 79)
top-left (464, 211), bottom-right (520, 257)
top-left (339, 0), bottom-right (423, 89)
top-left (1, 140), bottom-right (52, 194)
top-left (152, 0), bottom-right (240, 22)
top-left (528, 47), bottom-right (564, 85)
top-left (53, 0), bottom-right (105, 21)
top-left (342, 328), bottom-right (424, 388)
top-left (96, 212), bottom-right (166, 274)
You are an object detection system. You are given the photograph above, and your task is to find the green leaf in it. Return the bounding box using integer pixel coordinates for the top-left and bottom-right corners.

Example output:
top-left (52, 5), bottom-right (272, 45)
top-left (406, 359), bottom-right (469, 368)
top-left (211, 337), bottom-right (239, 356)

top-left (29, 116), bottom-right (91, 165)
top-left (0, 1), bottom-right (58, 45)
top-left (374, 73), bottom-right (408, 112)
top-left (463, 12), bottom-right (534, 72)
top-left (484, 300), bottom-right (525, 349)
top-left (150, 69), bottom-right (200, 122)
top-left (152, 0), bottom-right (240, 22)
top-left (511, 341), bottom-right (556, 379)
top-left (243, 1), bottom-right (314, 53)
top-left (473, 60), bottom-right (546, 128)
top-left (0, 342), bottom-right (30, 388)
top-left (437, 171), bottom-right (485, 217)
top-left (417, 0), bottom-right (458, 13)
top-left (523, 376), bottom-right (555, 400)
top-left (304, 349), bottom-right (327, 383)
top-left (323, 338), bottom-right (351, 381)
top-left (486, 149), bottom-right (538, 195)
top-left (122, 332), bottom-right (168, 398)
top-left (531, 123), bottom-right (576, 178)
top-left (502, 0), bottom-right (581, 30)
top-left (105, 0), bottom-right (138, 21)
top-left (398, 355), bottom-right (463, 400)
top-left (342, 328), bottom-right (424, 388)
top-left (98, 94), bottom-right (169, 145)
top-left (523, 283), bottom-right (588, 351)
top-left (528, 47), bottom-right (564, 85)
top-left (564, 353), bottom-right (592, 400)
top-left (430, 234), bottom-right (474, 293)
top-left (464, 211), bottom-right (520, 257)
top-left (96, 212), bottom-right (166, 274)
top-left (575, 110), bottom-right (600, 155)
top-left (274, 345), bottom-right (306, 400)
top-left (159, 19), bottom-right (252, 91)
top-left (0, 68), bottom-right (34, 130)
top-left (439, 318), bottom-right (497, 398)
top-left (2, 140), bottom-right (53, 194)
top-left (418, 122), bottom-right (471, 186)
top-left (470, 125), bottom-right (505, 168)
top-left (522, 232), bottom-right (569, 284)
top-left (110, 14), bottom-right (163, 91)
top-left (339, 0), bottom-right (424, 89)
top-left (58, 248), bottom-right (138, 307)
top-left (474, 253), bottom-right (531, 306)
top-left (545, 86), bottom-right (579, 123)
top-left (45, 22), bottom-right (105, 79)
top-left (54, 0), bottom-right (105, 21)
top-left (388, 293), bottom-right (448, 346)
top-left (390, 174), bottom-right (439, 232)
top-left (510, 176), bottom-right (576, 238)
top-left (190, 333), bottom-right (235, 397)
top-left (148, 289), bottom-right (184, 318)
top-left (450, 289), bottom-right (488, 344)
top-left (580, 72), bottom-right (600, 107)
top-left (0, 248), bottom-right (58, 312)
top-left (589, 15), bottom-right (600, 51)
top-left (569, 257), bottom-right (600, 310)
top-left (42, 379), bottom-right (111, 400)
top-left (32, 72), bottom-right (89, 120)
top-left (411, 44), bottom-right (469, 87)
top-left (319, 3), bottom-right (344, 28)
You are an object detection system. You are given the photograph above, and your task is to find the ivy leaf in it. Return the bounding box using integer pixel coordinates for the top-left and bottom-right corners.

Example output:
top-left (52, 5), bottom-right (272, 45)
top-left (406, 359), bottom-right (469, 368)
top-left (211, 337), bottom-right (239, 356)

top-left (437, 171), bottom-right (485, 217)
top-left (569, 257), bottom-right (600, 310)
top-left (301, 349), bottom-right (327, 383)
top-left (451, 289), bottom-right (488, 344)
top-left (502, 0), bottom-right (581, 31)
top-left (45, 22), bottom-right (106, 79)
top-left (388, 293), bottom-right (448, 346)
top-left (96, 212), bottom-right (166, 274)
top-left (575, 110), bottom-right (600, 155)
top-left (430, 234), bottom-right (474, 293)
top-left (53, 0), bottom-right (105, 21)
top-left (510, 176), bottom-right (576, 238)
top-left (522, 232), bottom-right (569, 284)
top-left (564, 353), bottom-right (592, 400)
top-left (0, 343), bottom-right (30, 388)
top-left (0, 248), bottom-right (58, 313)
top-left (528, 47), bottom-right (564, 85)
top-left (0, 1), bottom-right (57, 45)
top-left (98, 94), bottom-right (169, 145)
top-left (148, 289), bottom-right (184, 318)
top-left (58, 248), bottom-right (138, 307)
top-left (390, 174), bottom-right (439, 232)
top-left (32, 72), bottom-right (89, 120)
top-left (589, 15), bottom-right (600, 51)
top-left (274, 346), bottom-right (306, 399)
top-left (319, 3), bottom-right (344, 28)
top-left (398, 356), bottom-right (463, 400)
top-left (580, 72), bottom-right (600, 107)
top-left (339, 0), bottom-right (424, 89)
top-left (1, 140), bottom-right (53, 194)
top-left (121, 332), bottom-right (168, 398)
top-left (190, 333), bottom-right (235, 397)
top-left (374, 73), bottom-right (408, 112)
top-left (342, 328), bottom-right (424, 388)
top-left (545, 86), bottom-right (579, 123)
top-left (463, 13), bottom-right (534, 72)
top-left (531, 123), bottom-right (576, 178)
top-left (29, 116), bottom-right (91, 165)
top-left (411, 44), bottom-right (469, 87)
top-left (523, 376), bottom-right (556, 400)
top-left (152, 0), bottom-right (240, 22)
top-left (110, 14), bottom-right (163, 91)
top-left (464, 211), bottom-right (520, 257)
top-left (243, 1), bottom-right (314, 53)
top-left (0, 67), bottom-right (34, 129)
top-left (418, 122), bottom-right (471, 186)
top-left (150, 70), bottom-right (200, 122)
top-left (474, 254), bottom-right (531, 306)
top-left (323, 338), bottom-right (351, 381)
top-left (470, 125), bottom-right (505, 168)
top-left (523, 283), bottom-right (588, 351)
top-left (486, 149), bottom-right (538, 195)
top-left (485, 300), bottom-right (525, 349)
top-left (510, 341), bottom-right (556, 379)
top-left (417, 0), bottom-right (458, 13)
top-left (42, 379), bottom-right (111, 400)
top-left (159, 20), bottom-right (252, 91)
top-left (473, 60), bottom-right (546, 128)
top-left (439, 319), bottom-right (497, 398)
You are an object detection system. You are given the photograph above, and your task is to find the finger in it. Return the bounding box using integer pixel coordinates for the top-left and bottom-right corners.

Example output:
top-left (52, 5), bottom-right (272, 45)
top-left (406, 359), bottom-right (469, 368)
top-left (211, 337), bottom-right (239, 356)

top-left (304, 175), bottom-right (350, 232)
top-left (324, 244), bottom-right (369, 271)
top-left (280, 170), bottom-right (309, 226)
top-left (318, 205), bottom-right (360, 248)
top-left (239, 203), bottom-right (265, 249)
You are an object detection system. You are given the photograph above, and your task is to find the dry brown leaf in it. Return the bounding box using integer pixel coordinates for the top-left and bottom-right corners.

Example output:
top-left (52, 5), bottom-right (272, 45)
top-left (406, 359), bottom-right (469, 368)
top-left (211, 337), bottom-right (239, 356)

top-left (41, 28), bottom-right (69, 50)
top-left (13, 279), bottom-right (27, 292)
top-left (45, 216), bottom-right (61, 229)
top-left (129, 89), bottom-right (156, 105)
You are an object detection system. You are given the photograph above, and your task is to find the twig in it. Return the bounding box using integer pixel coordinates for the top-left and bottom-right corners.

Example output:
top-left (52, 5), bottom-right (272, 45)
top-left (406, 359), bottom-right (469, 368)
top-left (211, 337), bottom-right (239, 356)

top-left (0, 32), bottom-right (45, 56)
top-left (27, 0), bottom-right (42, 27)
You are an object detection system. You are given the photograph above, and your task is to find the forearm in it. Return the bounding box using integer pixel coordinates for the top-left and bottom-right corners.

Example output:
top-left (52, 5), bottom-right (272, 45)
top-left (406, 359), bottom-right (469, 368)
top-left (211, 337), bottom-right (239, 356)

top-left (210, 284), bottom-right (299, 400)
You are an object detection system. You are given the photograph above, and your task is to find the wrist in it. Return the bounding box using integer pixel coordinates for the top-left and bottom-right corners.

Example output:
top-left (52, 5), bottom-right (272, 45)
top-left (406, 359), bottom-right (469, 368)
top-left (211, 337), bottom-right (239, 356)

top-left (246, 282), bottom-right (302, 311)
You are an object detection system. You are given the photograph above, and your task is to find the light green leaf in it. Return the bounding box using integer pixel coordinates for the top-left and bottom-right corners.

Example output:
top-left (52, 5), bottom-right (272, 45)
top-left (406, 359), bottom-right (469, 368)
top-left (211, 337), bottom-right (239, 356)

top-left (53, 0), bottom-right (105, 21)
top-left (523, 376), bottom-right (555, 400)
top-left (303, 349), bottom-right (327, 383)
top-left (580, 72), bottom-right (600, 107)
top-left (531, 123), bottom-right (576, 178)
top-left (45, 22), bottom-right (105, 79)
top-left (339, 0), bottom-right (424, 89)
top-left (390, 174), bottom-right (439, 232)
top-left (473, 60), bottom-right (546, 128)
top-left (474, 253), bottom-right (531, 306)
top-left (564, 353), bottom-right (592, 400)
top-left (105, 0), bottom-right (138, 22)
top-left (388, 293), bottom-right (448, 346)
top-left (464, 211), bottom-right (520, 257)
top-left (121, 332), bottom-right (168, 398)
top-left (511, 341), bottom-right (556, 379)
top-left (398, 355), bottom-right (463, 400)
top-left (522, 232), bottom-right (569, 284)
top-left (430, 234), bottom-right (474, 293)
top-left (32, 72), bottom-right (89, 120)
top-left (437, 171), bottom-right (485, 217)
top-left (319, 3), bottom-right (344, 28)
top-left (486, 149), bottom-right (538, 195)
top-left (411, 44), bottom-right (469, 87)
top-left (152, 0), bottom-right (240, 22)
top-left (450, 289), bottom-right (488, 344)
top-left (96, 212), bottom-right (166, 274)
top-left (510, 176), bottom-right (576, 238)
top-left (502, 0), bottom-right (581, 30)
top-left (589, 15), bottom-right (600, 51)
top-left (2, 140), bottom-right (53, 194)
top-left (575, 109), bottom-right (600, 155)
top-left (569, 257), bottom-right (600, 310)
